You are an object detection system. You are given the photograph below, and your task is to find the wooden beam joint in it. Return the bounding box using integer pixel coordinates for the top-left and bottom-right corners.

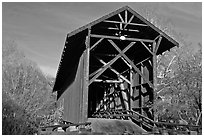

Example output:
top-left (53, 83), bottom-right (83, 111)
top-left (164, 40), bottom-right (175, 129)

top-left (108, 39), bottom-right (154, 88)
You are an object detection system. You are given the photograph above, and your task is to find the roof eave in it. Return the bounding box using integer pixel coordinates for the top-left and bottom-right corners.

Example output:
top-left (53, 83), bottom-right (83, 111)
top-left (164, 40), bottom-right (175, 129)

top-left (126, 6), bottom-right (179, 47)
top-left (67, 6), bottom-right (129, 38)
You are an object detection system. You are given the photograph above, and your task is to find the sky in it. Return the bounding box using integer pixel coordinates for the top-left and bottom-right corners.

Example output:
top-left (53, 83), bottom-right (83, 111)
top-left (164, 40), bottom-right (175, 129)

top-left (2, 2), bottom-right (202, 77)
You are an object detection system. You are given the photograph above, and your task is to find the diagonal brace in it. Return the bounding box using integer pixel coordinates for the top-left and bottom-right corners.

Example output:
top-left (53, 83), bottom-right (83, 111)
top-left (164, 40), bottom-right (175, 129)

top-left (140, 41), bottom-right (154, 55)
top-left (89, 55), bottom-right (121, 85)
top-left (108, 40), bottom-right (153, 88)
top-left (118, 13), bottom-right (125, 23)
top-left (90, 38), bottom-right (104, 51)
top-left (96, 57), bottom-right (131, 84)
top-left (155, 36), bottom-right (162, 54)
top-left (89, 41), bottom-right (135, 85)
top-left (124, 15), bottom-right (134, 29)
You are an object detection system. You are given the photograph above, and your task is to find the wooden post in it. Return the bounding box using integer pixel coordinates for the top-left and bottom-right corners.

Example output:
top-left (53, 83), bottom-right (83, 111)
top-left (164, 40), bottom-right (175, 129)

top-left (129, 67), bottom-right (133, 110)
top-left (152, 41), bottom-right (157, 127)
top-left (140, 64), bottom-right (144, 116)
top-left (81, 28), bottom-right (91, 123)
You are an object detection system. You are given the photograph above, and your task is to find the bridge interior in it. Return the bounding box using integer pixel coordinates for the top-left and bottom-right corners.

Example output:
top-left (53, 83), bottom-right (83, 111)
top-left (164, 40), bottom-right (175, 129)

top-left (53, 6), bottom-right (178, 132)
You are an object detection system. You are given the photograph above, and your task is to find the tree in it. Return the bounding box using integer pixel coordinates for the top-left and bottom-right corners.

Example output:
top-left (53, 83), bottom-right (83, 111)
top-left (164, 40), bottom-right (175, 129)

top-left (139, 6), bottom-right (202, 127)
top-left (155, 42), bottom-right (202, 126)
top-left (2, 92), bottom-right (38, 135)
top-left (2, 40), bottom-right (57, 134)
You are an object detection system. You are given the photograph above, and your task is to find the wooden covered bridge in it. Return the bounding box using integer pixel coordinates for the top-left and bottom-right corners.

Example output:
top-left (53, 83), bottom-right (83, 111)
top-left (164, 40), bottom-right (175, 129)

top-left (52, 6), bottom-right (181, 133)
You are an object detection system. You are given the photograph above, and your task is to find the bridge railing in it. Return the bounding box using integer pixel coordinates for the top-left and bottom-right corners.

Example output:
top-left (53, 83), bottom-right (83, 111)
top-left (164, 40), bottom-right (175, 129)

top-left (92, 109), bottom-right (202, 134)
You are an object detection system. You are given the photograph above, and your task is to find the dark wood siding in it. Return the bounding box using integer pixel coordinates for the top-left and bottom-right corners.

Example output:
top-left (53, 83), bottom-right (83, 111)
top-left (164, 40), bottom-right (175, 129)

top-left (58, 53), bottom-right (85, 123)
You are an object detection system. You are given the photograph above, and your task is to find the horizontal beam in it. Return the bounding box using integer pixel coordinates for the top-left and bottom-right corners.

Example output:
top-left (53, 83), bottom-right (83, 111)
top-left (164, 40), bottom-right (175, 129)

top-left (91, 34), bottom-right (154, 43)
top-left (94, 79), bottom-right (122, 83)
top-left (107, 27), bottom-right (139, 32)
top-left (95, 114), bottom-right (131, 118)
top-left (155, 121), bottom-right (201, 128)
top-left (94, 53), bottom-right (117, 57)
top-left (104, 20), bottom-right (148, 27)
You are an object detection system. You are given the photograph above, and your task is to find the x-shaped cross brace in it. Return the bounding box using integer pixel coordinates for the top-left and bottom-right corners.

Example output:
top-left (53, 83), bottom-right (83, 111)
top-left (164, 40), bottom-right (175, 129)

top-left (108, 39), bottom-right (153, 88)
top-left (89, 41), bottom-right (135, 85)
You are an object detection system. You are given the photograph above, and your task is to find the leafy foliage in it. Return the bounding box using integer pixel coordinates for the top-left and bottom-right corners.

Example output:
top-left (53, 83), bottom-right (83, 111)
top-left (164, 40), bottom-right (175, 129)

top-left (2, 92), bottom-right (37, 135)
top-left (139, 7), bottom-right (202, 126)
top-left (155, 39), bottom-right (202, 125)
top-left (2, 40), bottom-right (57, 134)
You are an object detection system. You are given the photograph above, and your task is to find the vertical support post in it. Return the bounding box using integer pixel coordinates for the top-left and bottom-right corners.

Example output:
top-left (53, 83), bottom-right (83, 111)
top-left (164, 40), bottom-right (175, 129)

top-left (138, 64), bottom-right (143, 117)
top-left (153, 41), bottom-right (157, 123)
top-left (140, 64), bottom-right (144, 115)
top-left (129, 67), bottom-right (133, 110)
top-left (81, 28), bottom-right (91, 123)
top-left (125, 10), bottom-right (128, 23)
top-left (104, 88), bottom-right (107, 110)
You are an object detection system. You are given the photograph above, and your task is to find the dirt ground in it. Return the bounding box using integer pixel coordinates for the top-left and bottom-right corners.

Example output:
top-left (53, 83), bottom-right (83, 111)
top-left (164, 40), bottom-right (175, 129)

top-left (87, 118), bottom-right (147, 135)
top-left (39, 118), bottom-right (147, 135)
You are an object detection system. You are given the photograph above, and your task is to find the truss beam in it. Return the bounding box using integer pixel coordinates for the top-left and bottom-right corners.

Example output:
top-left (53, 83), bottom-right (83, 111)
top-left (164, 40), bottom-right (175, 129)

top-left (90, 34), bottom-right (154, 43)
top-left (108, 39), bottom-right (154, 88)
top-left (125, 10), bottom-right (128, 23)
top-left (124, 15), bottom-right (134, 28)
top-left (136, 56), bottom-right (151, 66)
top-left (107, 27), bottom-right (139, 32)
top-left (118, 13), bottom-right (125, 23)
top-left (140, 41), bottom-right (154, 55)
top-left (155, 36), bottom-right (163, 54)
top-left (90, 38), bottom-right (104, 51)
top-left (94, 79), bottom-right (122, 83)
top-left (96, 57), bottom-right (131, 84)
top-left (103, 20), bottom-right (148, 27)
top-left (89, 40), bottom-right (134, 85)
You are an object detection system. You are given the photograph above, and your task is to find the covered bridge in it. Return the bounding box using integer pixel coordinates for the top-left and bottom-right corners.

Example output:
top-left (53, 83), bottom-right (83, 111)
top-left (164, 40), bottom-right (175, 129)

top-left (53, 6), bottom-right (178, 131)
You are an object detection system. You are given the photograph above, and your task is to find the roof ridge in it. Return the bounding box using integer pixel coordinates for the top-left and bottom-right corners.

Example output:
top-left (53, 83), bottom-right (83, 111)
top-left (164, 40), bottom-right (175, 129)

top-left (67, 6), bottom-right (132, 38)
